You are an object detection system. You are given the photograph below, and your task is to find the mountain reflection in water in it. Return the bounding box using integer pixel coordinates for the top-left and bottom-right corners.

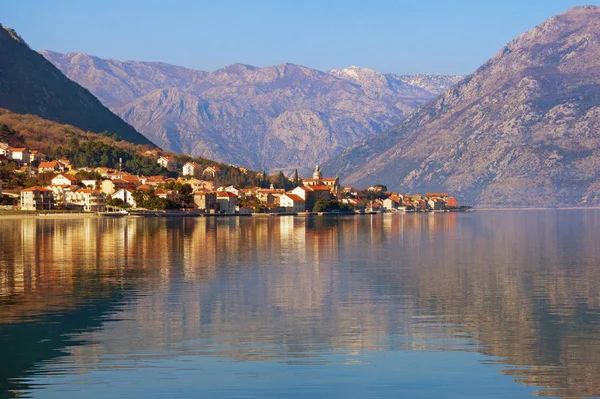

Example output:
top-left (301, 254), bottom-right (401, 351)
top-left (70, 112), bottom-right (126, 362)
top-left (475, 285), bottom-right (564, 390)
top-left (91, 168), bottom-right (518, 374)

top-left (1, 212), bottom-right (599, 398)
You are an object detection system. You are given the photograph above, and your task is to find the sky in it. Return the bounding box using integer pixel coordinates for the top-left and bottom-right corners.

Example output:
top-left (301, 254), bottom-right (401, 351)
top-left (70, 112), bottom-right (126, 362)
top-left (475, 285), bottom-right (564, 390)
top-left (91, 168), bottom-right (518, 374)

top-left (4, 0), bottom-right (600, 75)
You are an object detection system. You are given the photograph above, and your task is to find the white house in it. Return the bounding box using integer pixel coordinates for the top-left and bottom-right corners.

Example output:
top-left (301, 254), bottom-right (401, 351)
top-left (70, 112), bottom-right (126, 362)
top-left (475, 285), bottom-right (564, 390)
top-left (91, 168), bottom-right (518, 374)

top-left (66, 189), bottom-right (106, 212)
top-left (157, 156), bottom-right (176, 171)
top-left (203, 165), bottom-right (221, 179)
top-left (51, 173), bottom-right (79, 187)
top-left (20, 187), bottom-right (55, 210)
top-left (280, 193), bottom-right (306, 212)
top-left (216, 191), bottom-right (238, 213)
top-left (112, 188), bottom-right (137, 208)
top-left (182, 161), bottom-right (202, 176)
top-left (9, 148), bottom-right (30, 164)
top-left (224, 185), bottom-right (243, 198)
top-left (38, 161), bottom-right (66, 174)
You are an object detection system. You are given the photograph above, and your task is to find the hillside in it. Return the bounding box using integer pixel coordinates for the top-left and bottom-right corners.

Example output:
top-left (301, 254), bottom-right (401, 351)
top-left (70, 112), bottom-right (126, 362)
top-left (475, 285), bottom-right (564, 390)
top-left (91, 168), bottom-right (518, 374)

top-left (0, 25), bottom-right (154, 146)
top-left (325, 5), bottom-right (600, 208)
top-left (41, 51), bottom-right (462, 174)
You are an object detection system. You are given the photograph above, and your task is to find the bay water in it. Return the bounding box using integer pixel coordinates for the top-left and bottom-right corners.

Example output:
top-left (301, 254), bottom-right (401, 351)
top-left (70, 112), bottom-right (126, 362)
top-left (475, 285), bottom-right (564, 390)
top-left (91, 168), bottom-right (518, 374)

top-left (1, 211), bottom-right (599, 398)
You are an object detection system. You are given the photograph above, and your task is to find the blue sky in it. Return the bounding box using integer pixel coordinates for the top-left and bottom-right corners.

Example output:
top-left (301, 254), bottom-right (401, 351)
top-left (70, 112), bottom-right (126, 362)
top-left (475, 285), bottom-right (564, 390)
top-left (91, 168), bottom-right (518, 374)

top-left (4, 0), bottom-right (600, 75)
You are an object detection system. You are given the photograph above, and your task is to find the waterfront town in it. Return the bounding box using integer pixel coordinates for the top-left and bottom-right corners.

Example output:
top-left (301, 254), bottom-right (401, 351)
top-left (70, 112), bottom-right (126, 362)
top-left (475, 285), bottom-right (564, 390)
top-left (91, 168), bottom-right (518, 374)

top-left (0, 142), bottom-right (461, 215)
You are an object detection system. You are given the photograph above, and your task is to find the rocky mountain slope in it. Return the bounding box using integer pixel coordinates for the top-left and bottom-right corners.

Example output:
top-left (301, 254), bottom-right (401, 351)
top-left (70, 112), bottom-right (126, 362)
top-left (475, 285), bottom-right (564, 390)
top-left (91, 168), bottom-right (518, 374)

top-left (325, 5), bottom-right (600, 207)
top-left (0, 26), bottom-right (153, 146)
top-left (41, 51), bottom-right (461, 173)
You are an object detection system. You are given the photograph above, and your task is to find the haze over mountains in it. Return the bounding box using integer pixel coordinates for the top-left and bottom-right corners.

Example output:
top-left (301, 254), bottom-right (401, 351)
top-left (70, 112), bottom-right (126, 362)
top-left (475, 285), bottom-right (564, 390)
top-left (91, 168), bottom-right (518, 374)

top-left (41, 50), bottom-right (461, 174)
top-left (326, 5), bottom-right (600, 207)
top-left (0, 25), bottom-right (153, 146)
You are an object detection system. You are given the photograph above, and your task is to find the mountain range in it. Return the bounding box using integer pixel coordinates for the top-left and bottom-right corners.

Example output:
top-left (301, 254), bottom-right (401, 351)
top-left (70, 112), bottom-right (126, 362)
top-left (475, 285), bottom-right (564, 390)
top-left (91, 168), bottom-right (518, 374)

top-left (0, 25), bottom-right (153, 146)
top-left (325, 5), bottom-right (600, 207)
top-left (40, 50), bottom-right (462, 174)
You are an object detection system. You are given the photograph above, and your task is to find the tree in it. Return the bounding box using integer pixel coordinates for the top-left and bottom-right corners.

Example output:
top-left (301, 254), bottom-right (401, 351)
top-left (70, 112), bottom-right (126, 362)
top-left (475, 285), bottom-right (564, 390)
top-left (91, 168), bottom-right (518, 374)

top-left (313, 199), bottom-right (354, 213)
top-left (292, 169), bottom-right (299, 188)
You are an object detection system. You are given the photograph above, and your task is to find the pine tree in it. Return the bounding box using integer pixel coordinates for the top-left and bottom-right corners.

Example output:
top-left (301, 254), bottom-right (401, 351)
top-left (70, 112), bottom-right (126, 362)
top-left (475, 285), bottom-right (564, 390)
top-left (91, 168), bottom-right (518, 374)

top-left (292, 169), bottom-right (299, 188)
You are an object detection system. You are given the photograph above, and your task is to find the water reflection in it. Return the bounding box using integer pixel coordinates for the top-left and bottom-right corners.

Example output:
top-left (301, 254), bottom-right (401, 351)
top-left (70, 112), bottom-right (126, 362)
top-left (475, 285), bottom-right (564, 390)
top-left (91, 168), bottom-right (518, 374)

top-left (0, 212), bottom-right (599, 397)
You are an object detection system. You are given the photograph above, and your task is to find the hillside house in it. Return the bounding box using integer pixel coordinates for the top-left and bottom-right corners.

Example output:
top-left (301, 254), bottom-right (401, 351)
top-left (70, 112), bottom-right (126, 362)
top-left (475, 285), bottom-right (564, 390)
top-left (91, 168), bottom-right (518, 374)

top-left (0, 142), bottom-right (9, 158)
top-left (9, 148), bottom-right (30, 164)
top-left (145, 175), bottom-right (172, 186)
top-left (186, 178), bottom-right (214, 193)
top-left (182, 162), bottom-right (202, 177)
top-left (38, 161), bottom-right (65, 174)
top-left (157, 156), bottom-right (176, 171)
top-left (82, 179), bottom-right (99, 189)
top-left (203, 165), bottom-right (221, 179)
top-left (51, 173), bottom-right (79, 186)
top-left (29, 150), bottom-right (47, 163)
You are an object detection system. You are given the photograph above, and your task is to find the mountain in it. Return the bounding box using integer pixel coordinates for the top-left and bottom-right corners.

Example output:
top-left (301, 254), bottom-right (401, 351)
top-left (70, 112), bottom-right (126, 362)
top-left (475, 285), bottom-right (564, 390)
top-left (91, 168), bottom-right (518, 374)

top-left (325, 5), bottom-right (600, 208)
top-left (0, 25), bottom-right (153, 146)
top-left (41, 51), bottom-right (462, 174)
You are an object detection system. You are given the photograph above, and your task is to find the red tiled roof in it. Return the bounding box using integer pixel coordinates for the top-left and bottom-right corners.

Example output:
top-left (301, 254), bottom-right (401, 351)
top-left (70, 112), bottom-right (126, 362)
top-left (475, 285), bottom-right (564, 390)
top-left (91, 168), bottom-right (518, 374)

top-left (38, 161), bottom-right (61, 168)
top-left (284, 194), bottom-right (305, 202)
top-left (21, 186), bottom-right (52, 192)
top-left (217, 191), bottom-right (238, 198)
top-left (185, 161), bottom-right (202, 168)
top-left (309, 185), bottom-right (331, 191)
top-left (54, 174), bottom-right (78, 182)
top-left (425, 193), bottom-right (449, 197)
top-left (9, 147), bottom-right (27, 152)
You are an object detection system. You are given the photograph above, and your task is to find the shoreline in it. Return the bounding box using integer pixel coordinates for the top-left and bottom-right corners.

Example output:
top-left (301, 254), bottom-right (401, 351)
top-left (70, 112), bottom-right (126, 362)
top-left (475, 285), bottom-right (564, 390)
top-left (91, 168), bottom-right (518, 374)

top-left (0, 209), bottom-right (473, 219)
top-left (5, 207), bottom-right (599, 220)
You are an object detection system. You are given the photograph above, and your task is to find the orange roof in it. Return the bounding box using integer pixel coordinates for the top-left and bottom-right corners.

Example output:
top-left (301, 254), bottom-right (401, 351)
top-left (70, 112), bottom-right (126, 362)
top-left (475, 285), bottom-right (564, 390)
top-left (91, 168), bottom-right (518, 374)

top-left (185, 161), bottom-right (202, 168)
top-left (159, 156), bottom-right (175, 162)
top-left (425, 193), bottom-right (449, 197)
top-left (321, 178), bottom-right (337, 182)
top-left (54, 174), bottom-right (78, 182)
top-left (21, 186), bottom-right (52, 192)
top-left (217, 191), bottom-right (238, 198)
top-left (146, 175), bottom-right (168, 182)
top-left (294, 185), bottom-right (310, 191)
top-left (121, 175), bottom-right (140, 183)
top-left (309, 185), bottom-right (331, 191)
top-left (136, 184), bottom-right (152, 192)
top-left (38, 161), bottom-right (61, 168)
top-left (284, 193), bottom-right (305, 202)
top-left (9, 147), bottom-right (27, 152)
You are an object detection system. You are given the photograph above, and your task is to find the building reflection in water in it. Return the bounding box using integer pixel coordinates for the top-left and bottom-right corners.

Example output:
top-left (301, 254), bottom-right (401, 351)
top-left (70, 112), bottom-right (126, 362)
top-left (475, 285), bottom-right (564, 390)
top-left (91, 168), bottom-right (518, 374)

top-left (1, 211), bottom-right (600, 397)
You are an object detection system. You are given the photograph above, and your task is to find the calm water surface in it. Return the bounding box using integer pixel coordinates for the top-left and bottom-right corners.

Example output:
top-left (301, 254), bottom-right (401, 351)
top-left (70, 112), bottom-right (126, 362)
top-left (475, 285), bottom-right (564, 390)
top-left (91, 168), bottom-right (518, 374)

top-left (1, 211), bottom-right (600, 398)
